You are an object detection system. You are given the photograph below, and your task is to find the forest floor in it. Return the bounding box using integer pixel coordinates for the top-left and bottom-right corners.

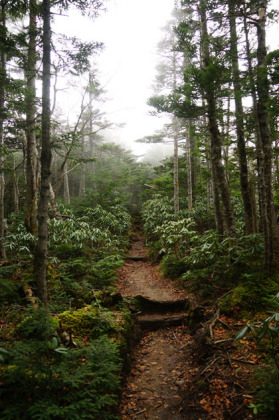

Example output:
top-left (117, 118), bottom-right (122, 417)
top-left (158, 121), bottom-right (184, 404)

top-left (117, 224), bottom-right (259, 420)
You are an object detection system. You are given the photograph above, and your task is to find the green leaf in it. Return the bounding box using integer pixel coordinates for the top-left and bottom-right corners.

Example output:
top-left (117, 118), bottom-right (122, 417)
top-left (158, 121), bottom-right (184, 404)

top-left (235, 326), bottom-right (249, 340)
top-left (51, 337), bottom-right (58, 348)
top-left (54, 347), bottom-right (68, 354)
top-left (268, 325), bottom-right (279, 333)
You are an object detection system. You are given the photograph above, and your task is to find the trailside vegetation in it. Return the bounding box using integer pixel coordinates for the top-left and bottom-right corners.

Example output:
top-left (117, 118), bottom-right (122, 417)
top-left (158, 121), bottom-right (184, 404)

top-left (0, 203), bottom-right (133, 419)
top-left (1, 0), bottom-right (279, 418)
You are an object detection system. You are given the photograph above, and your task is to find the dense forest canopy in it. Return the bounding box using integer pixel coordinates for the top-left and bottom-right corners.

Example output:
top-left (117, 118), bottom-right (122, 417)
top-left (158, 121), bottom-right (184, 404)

top-left (0, 0), bottom-right (279, 419)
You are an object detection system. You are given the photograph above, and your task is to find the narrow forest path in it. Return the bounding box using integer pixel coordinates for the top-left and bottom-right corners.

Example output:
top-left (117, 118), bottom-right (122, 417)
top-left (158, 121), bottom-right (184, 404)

top-left (117, 224), bottom-right (257, 420)
top-left (117, 223), bottom-right (205, 420)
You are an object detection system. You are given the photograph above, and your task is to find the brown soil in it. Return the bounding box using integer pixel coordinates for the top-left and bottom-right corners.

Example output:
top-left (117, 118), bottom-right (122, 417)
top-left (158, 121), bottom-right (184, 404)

top-left (118, 227), bottom-right (193, 303)
top-left (118, 225), bottom-right (202, 419)
top-left (120, 328), bottom-right (204, 420)
top-left (117, 224), bottom-right (257, 420)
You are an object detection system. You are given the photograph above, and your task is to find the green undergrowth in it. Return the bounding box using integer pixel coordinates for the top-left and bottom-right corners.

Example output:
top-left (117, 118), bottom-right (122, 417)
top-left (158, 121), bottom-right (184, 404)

top-left (235, 293), bottom-right (279, 419)
top-left (0, 204), bottom-right (133, 419)
top-left (142, 196), bottom-right (279, 418)
top-left (142, 196), bottom-right (278, 313)
top-left (0, 307), bottom-right (123, 420)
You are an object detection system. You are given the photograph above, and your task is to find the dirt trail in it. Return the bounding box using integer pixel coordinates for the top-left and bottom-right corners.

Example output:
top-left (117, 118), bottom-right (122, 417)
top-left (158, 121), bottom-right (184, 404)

top-left (118, 227), bottom-right (191, 303)
top-left (117, 225), bottom-right (204, 420)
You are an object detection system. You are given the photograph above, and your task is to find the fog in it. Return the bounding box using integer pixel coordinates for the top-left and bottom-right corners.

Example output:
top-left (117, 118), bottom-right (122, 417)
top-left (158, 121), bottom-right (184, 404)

top-left (54, 0), bottom-right (176, 164)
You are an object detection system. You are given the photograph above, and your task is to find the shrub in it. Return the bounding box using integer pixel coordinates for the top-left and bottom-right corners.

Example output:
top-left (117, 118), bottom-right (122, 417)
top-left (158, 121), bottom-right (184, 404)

top-left (235, 294), bottom-right (279, 418)
top-left (0, 308), bottom-right (122, 420)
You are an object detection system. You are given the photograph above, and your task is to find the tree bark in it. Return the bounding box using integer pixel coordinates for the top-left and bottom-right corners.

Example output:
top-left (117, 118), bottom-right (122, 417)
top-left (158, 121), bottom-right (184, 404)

top-left (199, 0), bottom-right (235, 236)
top-left (229, 0), bottom-right (257, 234)
top-left (256, 2), bottom-right (279, 271)
top-left (0, 1), bottom-right (6, 259)
top-left (25, 0), bottom-right (39, 236)
top-left (63, 162), bottom-right (71, 204)
top-left (173, 115), bottom-right (180, 214)
top-left (79, 134), bottom-right (85, 197)
top-left (206, 153), bottom-right (213, 208)
top-left (212, 162), bottom-right (224, 235)
top-left (189, 122), bottom-right (197, 203)
top-left (172, 44), bottom-right (180, 215)
top-left (186, 124), bottom-right (192, 210)
top-left (34, 0), bottom-right (51, 307)
top-left (243, 12), bottom-right (263, 233)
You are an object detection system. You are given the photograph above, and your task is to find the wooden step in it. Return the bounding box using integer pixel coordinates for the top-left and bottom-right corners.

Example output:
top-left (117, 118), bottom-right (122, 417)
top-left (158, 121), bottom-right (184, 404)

top-left (137, 313), bottom-right (188, 330)
top-left (125, 255), bottom-right (148, 262)
top-left (130, 295), bottom-right (191, 314)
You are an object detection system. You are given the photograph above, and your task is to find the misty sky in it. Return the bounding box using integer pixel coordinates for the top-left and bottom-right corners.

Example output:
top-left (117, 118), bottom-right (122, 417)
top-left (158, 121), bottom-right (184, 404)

top-left (55, 0), bottom-right (175, 158)
top-left (55, 0), bottom-right (278, 160)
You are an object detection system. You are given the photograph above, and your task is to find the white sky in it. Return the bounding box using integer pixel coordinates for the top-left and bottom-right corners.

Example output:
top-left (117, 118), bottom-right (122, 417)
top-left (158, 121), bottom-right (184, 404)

top-left (54, 0), bottom-right (279, 159)
top-left (55, 0), bottom-right (175, 159)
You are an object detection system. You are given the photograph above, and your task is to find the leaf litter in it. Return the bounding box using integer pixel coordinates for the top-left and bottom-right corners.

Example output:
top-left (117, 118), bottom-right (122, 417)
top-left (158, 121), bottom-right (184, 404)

top-left (118, 224), bottom-right (260, 419)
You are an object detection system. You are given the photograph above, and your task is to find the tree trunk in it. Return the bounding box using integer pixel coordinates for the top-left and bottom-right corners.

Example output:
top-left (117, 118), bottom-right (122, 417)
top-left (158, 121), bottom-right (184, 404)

top-left (199, 0), bottom-right (235, 236)
top-left (79, 134), bottom-right (85, 197)
top-left (189, 122), bottom-right (197, 203)
top-left (173, 115), bottom-right (179, 214)
top-left (186, 124), bottom-right (192, 210)
top-left (243, 12), bottom-right (263, 233)
top-left (0, 1), bottom-right (6, 259)
top-left (173, 46), bottom-right (179, 214)
top-left (63, 162), bottom-right (70, 204)
top-left (25, 0), bottom-right (39, 235)
top-left (183, 54), bottom-right (196, 205)
top-left (206, 155), bottom-right (213, 208)
top-left (229, 0), bottom-right (257, 235)
top-left (34, 0), bottom-right (51, 307)
top-left (212, 160), bottom-right (224, 235)
top-left (10, 157), bottom-right (19, 213)
top-left (256, 2), bottom-right (279, 271)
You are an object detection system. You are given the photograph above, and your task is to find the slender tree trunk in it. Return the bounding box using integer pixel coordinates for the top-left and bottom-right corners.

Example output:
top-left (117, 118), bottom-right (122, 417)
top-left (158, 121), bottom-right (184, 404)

top-left (63, 162), bottom-right (70, 204)
top-left (229, 0), bottom-right (257, 234)
top-left (173, 115), bottom-right (179, 214)
top-left (206, 155), bottom-right (213, 208)
top-left (183, 54), bottom-right (196, 204)
top-left (199, 0), bottom-right (235, 236)
top-left (79, 135), bottom-right (85, 197)
top-left (248, 178), bottom-right (258, 234)
top-left (89, 73), bottom-right (95, 172)
top-left (243, 13), bottom-right (263, 232)
top-left (219, 97), bottom-right (230, 187)
top-left (189, 122), bottom-right (197, 203)
top-left (34, 0), bottom-right (51, 307)
top-left (186, 124), bottom-right (192, 210)
top-left (212, 163), bottom-right (224, 235)
top-left (25, 0), bottom-right (39, 235)
top-left (256, 2), bottom-right (279, 271)
top-left (0, 1), bottom-right (6, 259)
top-left (172, 46), bottom-right (179, 214)
top-left (11, 157), bottom-right (19, 213)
